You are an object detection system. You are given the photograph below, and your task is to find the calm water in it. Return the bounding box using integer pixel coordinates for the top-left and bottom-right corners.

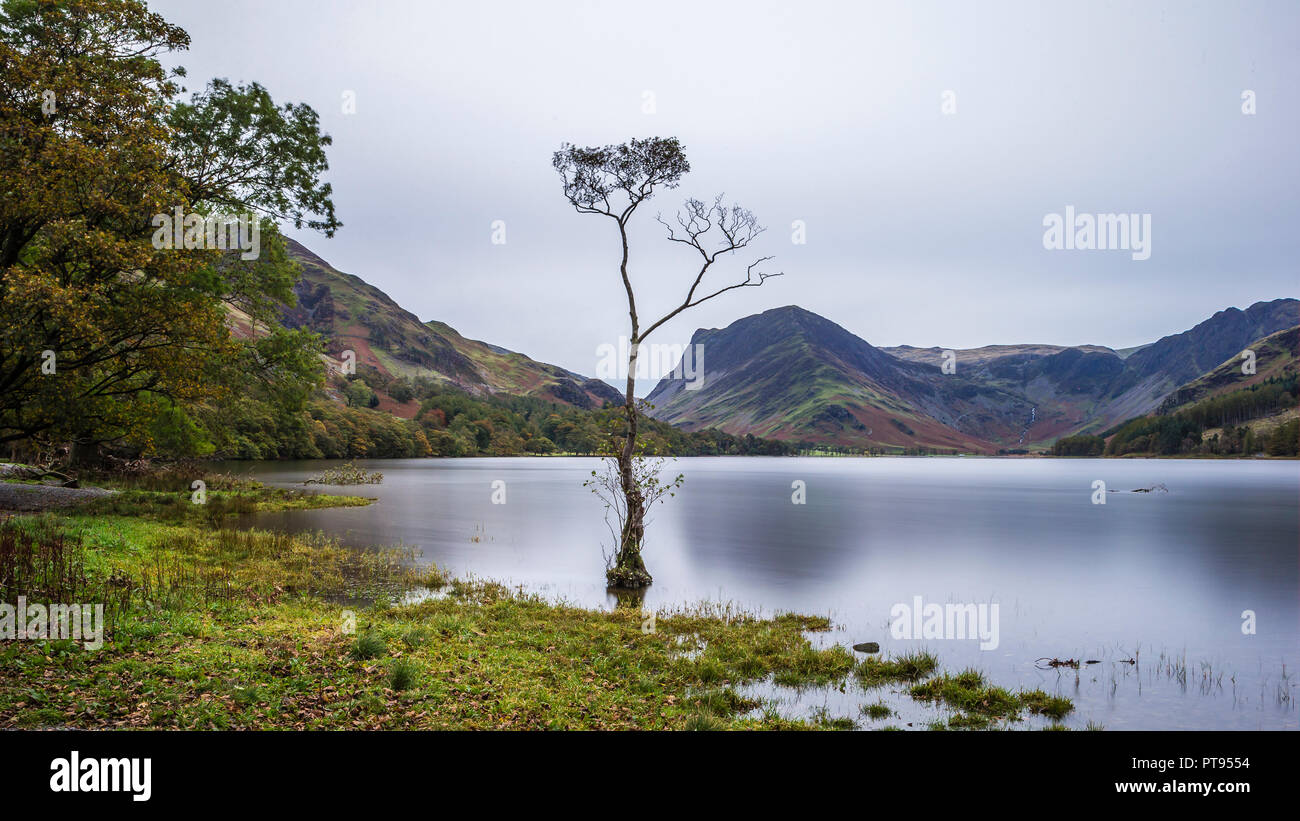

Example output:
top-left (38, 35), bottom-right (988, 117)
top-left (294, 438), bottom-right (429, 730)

top-left (223, 456), bottom-right (1299, 730)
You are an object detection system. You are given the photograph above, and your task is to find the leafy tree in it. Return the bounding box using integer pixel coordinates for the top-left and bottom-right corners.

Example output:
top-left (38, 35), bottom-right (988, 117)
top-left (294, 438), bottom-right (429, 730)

top-left (144, 403), bottom-right (213, 458)
top-left (1266, 420), bottom-right (1299, 457)
top-left (168, 78), bottom-right (339, 236)
top-left (343, 379), bottom-right (376, 409)
top-left (388, 378), bottom-right (415, 403)
top-left (0, 0), bottom-right (334, 462)
top-left (524, 435), bottom-right (556, 454)
top-left (1051, 434), bottom-right (1104, 456)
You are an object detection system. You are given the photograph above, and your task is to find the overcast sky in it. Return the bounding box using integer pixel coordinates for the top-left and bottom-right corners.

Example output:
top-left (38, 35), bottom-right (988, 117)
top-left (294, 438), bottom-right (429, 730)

top-left (152, 0), bottom-right (1298, 394)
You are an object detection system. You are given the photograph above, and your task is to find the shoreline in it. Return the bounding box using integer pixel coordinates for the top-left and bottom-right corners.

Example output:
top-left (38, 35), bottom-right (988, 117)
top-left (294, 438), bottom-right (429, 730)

top-left (0, 489), bottom-right (1076, 731)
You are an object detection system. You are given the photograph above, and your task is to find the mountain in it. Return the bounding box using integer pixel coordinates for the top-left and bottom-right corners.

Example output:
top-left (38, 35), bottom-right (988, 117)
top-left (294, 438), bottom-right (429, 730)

top-left (646, 299), bottom-right (1298, 452)
top-left (881, 341), bottom-right (1130, 443)
top-left (275, 239), bottom-right (621, 414)
top-left (1097, 299), bottom-right (1300, 423)
top-left (240, 240), bottom-right (1295, 454)
top-left (644, 306), bottom-right (1012, 450)
top-left (1155, 325), bottom-right (1299, 414)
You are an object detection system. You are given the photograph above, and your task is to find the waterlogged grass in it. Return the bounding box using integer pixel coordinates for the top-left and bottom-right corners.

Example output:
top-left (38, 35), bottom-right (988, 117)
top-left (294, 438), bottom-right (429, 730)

top-left (911, 668), bottom-right (1022, 717)
top-left (809, 706), bottom-right (857, 730)
top-left (854, 649), bottom-right (940, 687)
top-left (0, 512), bottom-right (1076, 731)
top-left (79, 482), bottom-right (373, 523)
top-left (690, 687), bottom-right (762, 718)
top-left (1019, 688), bottom-right (1075, 720)
top-left (0, 514), bottom-right (872, 730)
top-left (769, 643), bottom-right (857, 687)
top-left (909, 669), bottom-right (1075, 728)
top-left (303, 462), bottom-right (383, 486)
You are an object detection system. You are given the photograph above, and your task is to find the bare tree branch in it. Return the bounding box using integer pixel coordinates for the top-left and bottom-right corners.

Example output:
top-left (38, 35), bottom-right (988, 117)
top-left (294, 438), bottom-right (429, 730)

top-left (641, 198), bottom-right (781, 341)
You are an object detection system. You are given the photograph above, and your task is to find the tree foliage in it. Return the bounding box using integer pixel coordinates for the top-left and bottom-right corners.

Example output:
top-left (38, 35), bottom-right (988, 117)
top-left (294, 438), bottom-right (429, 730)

top-left (0, 0), bottom-right (335, 459)
top-left (1051, 434), bottom-right (1104, 456)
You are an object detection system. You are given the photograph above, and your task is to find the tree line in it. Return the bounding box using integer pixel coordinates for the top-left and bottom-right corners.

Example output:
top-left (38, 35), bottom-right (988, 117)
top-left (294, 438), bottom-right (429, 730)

top-left (135, 356), bottom-right (802, 460)
top-left (1099, 375), bottom-right (1298, 457)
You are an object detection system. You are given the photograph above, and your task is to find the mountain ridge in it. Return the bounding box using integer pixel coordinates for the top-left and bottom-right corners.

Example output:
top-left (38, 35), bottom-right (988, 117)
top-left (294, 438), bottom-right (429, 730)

top-left (646, 299), bottom-right (1298, 452)
top-left (261, 239), bottom-right (1295, 454)
top-left (276, 238), bottom-right (622, 412)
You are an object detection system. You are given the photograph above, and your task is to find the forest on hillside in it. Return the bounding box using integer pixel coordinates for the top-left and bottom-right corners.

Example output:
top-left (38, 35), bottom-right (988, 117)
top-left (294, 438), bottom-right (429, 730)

top-left (157, 361), bottom-right (801, 461)
top-left (1096, 375), bottom-right (1299, 457)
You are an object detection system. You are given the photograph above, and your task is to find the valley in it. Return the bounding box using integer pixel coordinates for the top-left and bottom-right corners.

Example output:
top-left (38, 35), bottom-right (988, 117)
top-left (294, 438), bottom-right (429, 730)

top-left (267, 236), bottom-right (1296, 458)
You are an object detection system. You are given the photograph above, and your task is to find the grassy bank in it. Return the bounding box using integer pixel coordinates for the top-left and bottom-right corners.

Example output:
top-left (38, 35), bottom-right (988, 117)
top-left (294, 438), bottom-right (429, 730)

top-left (0, 492), bottom-right (1074, 730)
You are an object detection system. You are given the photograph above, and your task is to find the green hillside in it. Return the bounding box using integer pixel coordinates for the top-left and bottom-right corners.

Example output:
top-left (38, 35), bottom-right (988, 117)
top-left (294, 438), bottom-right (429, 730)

top-left (280, 240), bottom-right (621, 414)
top-left (1100, 326), bottom-right (1299, 457)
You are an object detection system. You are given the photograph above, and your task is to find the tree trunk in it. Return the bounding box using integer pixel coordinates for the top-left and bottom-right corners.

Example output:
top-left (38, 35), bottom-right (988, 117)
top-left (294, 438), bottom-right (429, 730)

top-left (607, 340), bottom-right (652, 589)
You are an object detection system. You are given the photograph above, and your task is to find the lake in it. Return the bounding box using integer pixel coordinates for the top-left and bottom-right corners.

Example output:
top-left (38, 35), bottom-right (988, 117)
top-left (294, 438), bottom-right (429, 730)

top-left (222, 456), bottom-right (1299, 730)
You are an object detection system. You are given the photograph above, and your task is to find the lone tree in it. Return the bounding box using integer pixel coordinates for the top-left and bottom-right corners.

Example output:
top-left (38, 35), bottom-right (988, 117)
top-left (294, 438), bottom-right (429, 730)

top-left (553, 137), bottom-right (781, 588)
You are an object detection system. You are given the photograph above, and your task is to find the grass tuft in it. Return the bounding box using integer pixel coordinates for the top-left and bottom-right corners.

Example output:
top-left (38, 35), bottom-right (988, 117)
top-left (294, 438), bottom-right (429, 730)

top-left (855, 649), bottom-right (939, 687)
top-left (684, 713), bottom-right (728, 731)
top-left (350, 631), bottom-right (386, 661)
top-left (910, 669), bottom-right (1021, 718)
top-left (1019, 688), bottom-right (1075, 720)
top-left (387, 659), bottom-right (418, 691)
top-left (401, 627), bottom-right (431, 650)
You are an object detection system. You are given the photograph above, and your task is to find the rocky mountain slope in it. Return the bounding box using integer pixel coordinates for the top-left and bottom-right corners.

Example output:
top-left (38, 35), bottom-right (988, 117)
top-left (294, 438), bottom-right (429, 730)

top-left (276, 240), bottom-right (621, 414)
top-left (646, 300), bottom-right (1298, 452)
